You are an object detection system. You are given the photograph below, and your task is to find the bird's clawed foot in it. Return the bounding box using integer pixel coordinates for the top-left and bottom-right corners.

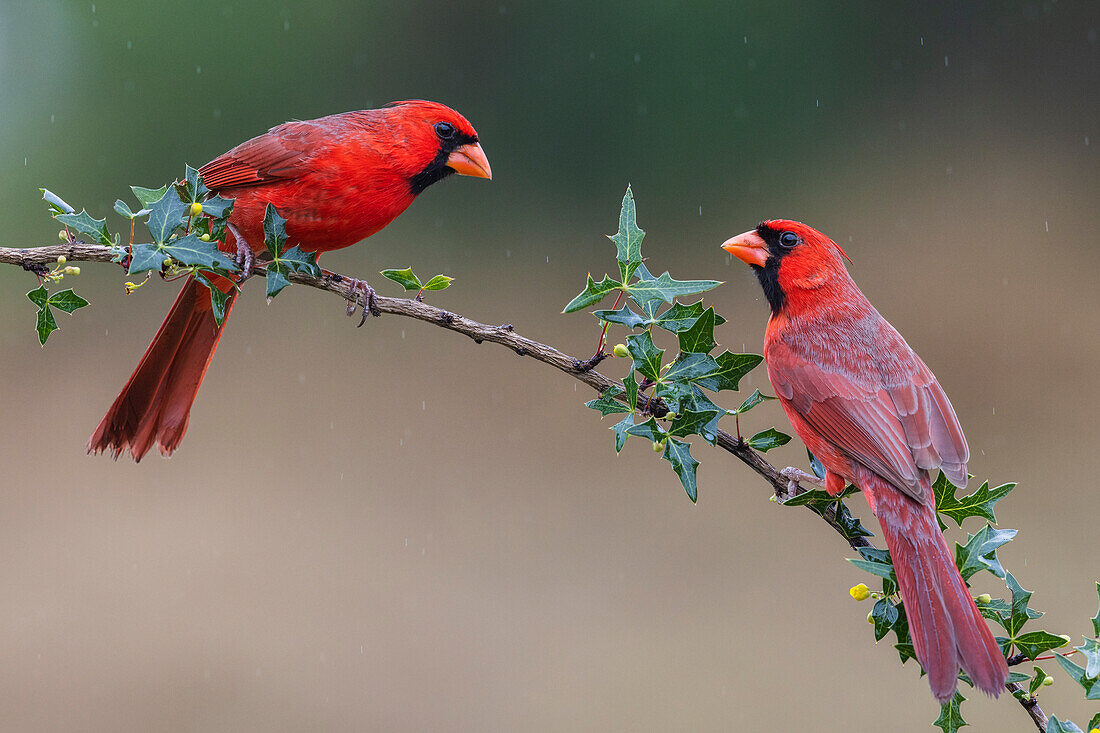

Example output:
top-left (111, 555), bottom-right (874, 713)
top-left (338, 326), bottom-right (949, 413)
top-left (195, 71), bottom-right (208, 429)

top-left (347, 278), bottom-right (381, 327)
top-left (227, 223), bottom-right (253, 280)
top-left (779, 466), bottom-right (825, 495)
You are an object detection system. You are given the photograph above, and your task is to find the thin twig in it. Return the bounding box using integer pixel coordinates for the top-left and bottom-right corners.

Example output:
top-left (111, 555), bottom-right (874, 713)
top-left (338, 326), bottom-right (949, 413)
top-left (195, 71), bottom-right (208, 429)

top-left (0, 242), bottom-right (1052, 729)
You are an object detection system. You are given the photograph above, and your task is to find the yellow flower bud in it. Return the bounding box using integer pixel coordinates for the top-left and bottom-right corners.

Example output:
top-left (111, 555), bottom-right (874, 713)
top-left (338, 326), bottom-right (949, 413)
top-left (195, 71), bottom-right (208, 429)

top-left (189, 202), bottom-right (203, 216)
top-left (866, 610), bottom-right (875, 624)
top-left (613, 343), bottom-right (629, 358)
top-left (976, 594), bottom-right (991, 604)
top-left (850, 583), bottom-right (872, 601)
top-left (57, 255), bottom-right (67, 265)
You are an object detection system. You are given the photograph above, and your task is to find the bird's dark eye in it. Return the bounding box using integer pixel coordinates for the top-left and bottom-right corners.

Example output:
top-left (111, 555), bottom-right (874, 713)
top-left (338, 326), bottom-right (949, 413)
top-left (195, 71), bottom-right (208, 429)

top-left (779, 231), bottom-right (799, 247)
top-left (434, 122), bottom-right (456, 140)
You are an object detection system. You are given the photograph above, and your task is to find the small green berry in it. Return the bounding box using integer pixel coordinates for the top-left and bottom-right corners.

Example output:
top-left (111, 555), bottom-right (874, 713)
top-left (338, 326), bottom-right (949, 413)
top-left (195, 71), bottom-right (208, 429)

top-left (653, 440), bottom-right (664, 452)
top-left (867, 611), bottom-right (875, 624)
top-left (58, 230), bottom-right (67, 241)
top-left (198, 233), bottom-right (212, 242)
top-left (613, 343), bottom-right (629, 358)
top-left (163, 257), bottom-right (173, 268)
top-left (57, 255), bottom-right (67, 265)
top-left (976, 594), bottom-right (991, 604)
top-left (70, 266), bottom-right (80, 275)
top-left (1042, 676), bottom-right (1054, 687)
top-left (63, 266), bottom-right (75, 275)
top-left (189, 202), bottom-right (203, 216)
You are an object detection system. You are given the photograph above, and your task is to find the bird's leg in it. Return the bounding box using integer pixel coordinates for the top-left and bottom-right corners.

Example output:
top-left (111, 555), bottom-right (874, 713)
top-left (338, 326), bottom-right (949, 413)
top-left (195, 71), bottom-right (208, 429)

top-left (346, 278), bottom-right (380, 326)
top-left (226, 223), bottom-right (254, 281)
top-left (779, 466), bottom-right (825, 496)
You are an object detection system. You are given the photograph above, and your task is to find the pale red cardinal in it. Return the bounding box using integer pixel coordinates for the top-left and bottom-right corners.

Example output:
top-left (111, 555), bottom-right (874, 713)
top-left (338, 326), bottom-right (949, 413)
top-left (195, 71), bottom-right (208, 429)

top-left (89, 100), bottom-right (491, 461)
top-left (723, 221), bottom-right (1007, 702)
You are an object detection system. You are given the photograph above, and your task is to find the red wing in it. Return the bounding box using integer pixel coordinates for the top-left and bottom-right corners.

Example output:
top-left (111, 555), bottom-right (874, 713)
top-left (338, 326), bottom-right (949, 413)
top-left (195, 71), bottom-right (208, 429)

top-left (199, 119), bottom-right (329, 191)
top-left (768, 338), bottom-right (969, 503)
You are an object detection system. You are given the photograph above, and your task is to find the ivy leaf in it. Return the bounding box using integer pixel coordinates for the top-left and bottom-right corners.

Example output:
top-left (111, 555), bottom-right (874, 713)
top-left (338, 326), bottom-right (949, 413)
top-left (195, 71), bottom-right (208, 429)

top-left (651, 300), bottom-right (726, 333)
top-left (662, 437), bottom-right (699, 503)
top-left (933, 691), bottom-right (967, 733)
top-left (1045, 717), bottom-right (1085, 733)
top-left (626, 270), bottom-right (721, 309)
top-left (732, 389), bottom-right (774, 415)
top-left (201, 195), bottom-right (234, 219)
top-left (381, 268), bottom-right (422, 291)
top-left (955, 525), bottom-right (1017, 581)
top-left (611, 415), bottom-right (633, 453)
top-left (41, 188), bottom-right (75, 215)
top-left (626, 331), bottom-right (664, 382)
top-left (933, 473), bottom-right (1016, 530)
top-left (1054, 653), bottom-right (1100, 699)
top-left (35, 306), bottom-right (58, 345)
top-left (563, 274), bottom-right (622, 313)
top-left (593, 304), bottom-right (648, 330)
top-left (145, 189), bottom-right (188, 245)
top-left (676, 306), bottom-right (717, 354)
top-left (586, 387), bottom-right (628, 417)
top-left (56, 209), bottom-right (113, 246)
top-left (195, 273), bottom-right (233, 327)
top-left (1077, 637), bottom-right (1100, 679)
top-left (1013, 631), bottom-right (1072, 661)
top-left (113, 199), bottom-right (139, 219)
top-left (625, 417), bottom-right (667, 443)
top-left (177, 164), bottom-right (210, 203)
top-left (655, 380), bottom-right (693, 416)
top-left (26, 285), bottom-right (48, 309)
top-left (1088, 713), bottom-right (1100, 732)
top-left (422, 274), bottom-right (453, 291)
top-left (131, 185), bottom-right (168, 208)
top-left (692, 351), bottom-right (763, 393)
top-left (623, 373), bottom-right (639, 412)
top-left (664, 352), bottom-right (720, 383)
top-left (609, 185), bottom-right (645, 282)
top-left (679, 387), bottom-right (724, 444)
top-left (668, 409), bottom-right (722, 439)
top-left (999, 572), bottom-right (1041, 639)
top-left (848, 556), bottom-right (897, 581)
top-left (748, 428), bottom-right (791, 452)
top-left (127, 243), bottom-right (169, 276)
top-left (261, 204), bottom-right (318, 298)
top-left (48, 289), bottom-right (89, 314)
top-left (162, 233), bottom-right (238, 273)
top-left (871, 597), bottom-right (901, 642)
top-left (1028, 666), bottom-right (1051, 696)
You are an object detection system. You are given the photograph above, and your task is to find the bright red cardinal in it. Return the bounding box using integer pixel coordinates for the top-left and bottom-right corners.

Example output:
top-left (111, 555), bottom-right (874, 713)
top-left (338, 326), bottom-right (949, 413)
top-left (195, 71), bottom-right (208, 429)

top-left (723, 221), bottom-right (1008, 702)
top-left (88, 100), bottom-right (491, 461)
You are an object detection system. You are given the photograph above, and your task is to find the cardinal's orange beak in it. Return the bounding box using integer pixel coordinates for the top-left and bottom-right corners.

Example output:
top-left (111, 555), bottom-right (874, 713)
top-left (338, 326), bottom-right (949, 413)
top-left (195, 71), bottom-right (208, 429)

top-left (722, 230), bottom-right (769, 267)
top-left (446, 142), bottom-right (492, 180)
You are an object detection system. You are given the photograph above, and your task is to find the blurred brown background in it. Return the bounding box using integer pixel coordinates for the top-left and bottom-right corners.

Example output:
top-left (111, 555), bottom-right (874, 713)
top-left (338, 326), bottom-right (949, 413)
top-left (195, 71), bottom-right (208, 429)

top-left (1, 1), bottom-right (1097, 731)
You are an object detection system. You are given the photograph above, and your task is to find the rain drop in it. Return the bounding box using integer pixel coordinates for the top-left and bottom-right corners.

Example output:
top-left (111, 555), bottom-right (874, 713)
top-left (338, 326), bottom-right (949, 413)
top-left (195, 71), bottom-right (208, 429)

top-left (944, 56), bottom-right (949, 67)
top-left (284, 20), bottom-right (290, 31)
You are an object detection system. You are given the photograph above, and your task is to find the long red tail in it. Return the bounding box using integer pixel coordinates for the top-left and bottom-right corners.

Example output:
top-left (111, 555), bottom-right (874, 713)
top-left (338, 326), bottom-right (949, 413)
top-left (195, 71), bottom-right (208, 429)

top-left (868, 476), bottom-right (1008, 702)
top-left (88, 276), bottom-right (236, 461)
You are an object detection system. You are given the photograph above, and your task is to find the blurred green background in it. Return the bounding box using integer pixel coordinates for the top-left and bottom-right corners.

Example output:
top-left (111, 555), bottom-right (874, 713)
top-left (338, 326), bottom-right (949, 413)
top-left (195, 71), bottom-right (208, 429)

top-left (1, 2), bottom-right (1097, 731)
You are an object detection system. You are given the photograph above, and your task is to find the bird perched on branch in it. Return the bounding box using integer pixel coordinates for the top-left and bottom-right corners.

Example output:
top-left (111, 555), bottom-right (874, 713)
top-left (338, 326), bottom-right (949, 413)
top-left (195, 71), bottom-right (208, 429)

top-left (722, 221), bottom-right (1008, 702)
top-left (89, 100), bottom-right (491, 461)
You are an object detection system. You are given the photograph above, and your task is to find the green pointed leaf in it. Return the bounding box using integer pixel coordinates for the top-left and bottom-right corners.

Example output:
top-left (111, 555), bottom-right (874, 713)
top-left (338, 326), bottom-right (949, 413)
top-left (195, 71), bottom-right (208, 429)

top-left (201, 195), bottom-right (234, 219)
top-left (692, 351), bottom-right (763, 393)
top-left (422, 274), bottom-right (453, 291)
top-left (626, 270), bottom-right (721, 309)
top-left (145, 189), bottom-right (188, 245)
top-left (870, 597), bottom-right (901, 642)
top-left (265, 264), bottom-right (292, 299)
top-left (626, 331), bottom-right (664, 382)
top-left (56, 209), bottom-right (112, 246)
top-left (1054, 653), bottom-right (1099, 699)
top-left (1087, 712), bottom-right (1100, 732)
top-left (195, 273), bottom-right (233, 327)
top-left (127, 243), bottom-right (169, 276)
top-left (654, 380), bottom-right (693, 416)
top-left (848, 557), bottom-right (896, 581)
top-left (662, 437), bottom-right (699, 503)
top-left (586, 387), bottom-right (628, 417)
top-left (593, 304), bottom-right (647, 329)
top-left (162, 233), bottom-right (239, 272)
top-left (677, 306), bottom-right (716, 354)
top-left (279, 245), bottom-right (320, 275)
top-left (113, 199), bottom-right (137, 219)
top-left (35, 305), bottom-right (58, 345)
top-left (651, 300), bottom-right (726, 333)
top-left (1027, 666), bottom-right (1051, 695)
top-left (27, 285), bottom-right (49, 309)
top-left (611, 415), bottom-right (633, 453)
top-left (668, 409), bottom-right (722, 439)
top-left (661, 352), bottom-right (716, 383)
top-left (933, 691), bottom-right (967, 733)
top-left (41, 188), bottom-right (75, 215)
top-left (625, 417), bottom-right (667, 443)
top-left (381, 267), bottom-right (422, 291)
top-left (1046, 717), bottom-right (1085, 733)
top-left (732, 389), bottom-right (774, 415)
top-left (933, 473), bottom-right (1016, 530)
top-left (1000, 572), bottom-right (1040, 638)
top-left (1077, 637), bottom-right (1100, 679)
top-left (178, 164), bottom-right (210, 202)
top-left (262, 203), bottom-right (288, 257)
top-left (955, 525), bottom-right (1017, 581)
top-left (47, 289), bottom-right (89, 314)
top-left (1013, 631), bottom-right (1072, 661)
top-left (609, 186), bottom-right (645, 282)
top-left (563, 274), bottom-right (622, 312)
top-left (748, 428), bottom-right (791, 452)
top-left (679, 387), bottom-right (724, 444)
top-left (131, 185), bottom-right (168, 208)
top-left (623, 373), bottom-right (639, 412)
